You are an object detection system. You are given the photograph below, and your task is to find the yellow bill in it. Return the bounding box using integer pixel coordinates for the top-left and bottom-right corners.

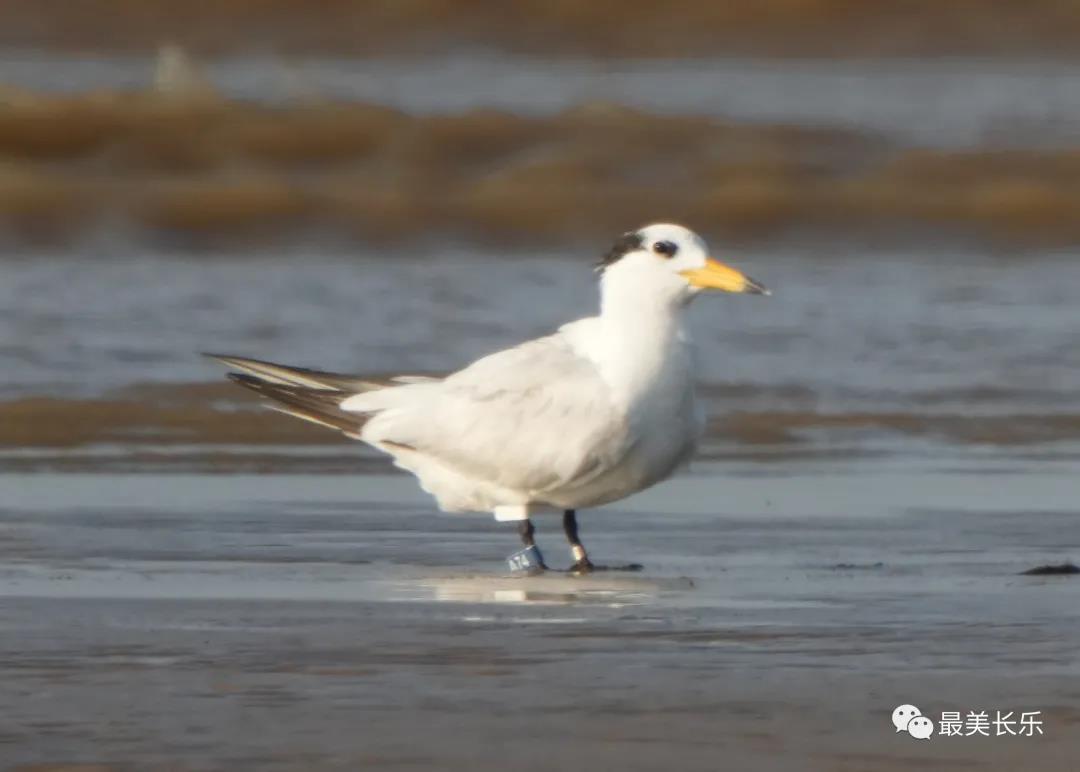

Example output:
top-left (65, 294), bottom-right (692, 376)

top-left (680, 258), bottom-right (769, 295)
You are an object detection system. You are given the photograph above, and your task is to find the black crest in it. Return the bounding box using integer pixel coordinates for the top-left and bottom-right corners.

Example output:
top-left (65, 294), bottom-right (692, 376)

top-left (596, 231), bottom-right (643, 272)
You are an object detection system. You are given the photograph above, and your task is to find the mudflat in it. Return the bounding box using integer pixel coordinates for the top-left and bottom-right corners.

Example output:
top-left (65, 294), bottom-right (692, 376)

top-left (2, 471), bottom-right (1078, 771)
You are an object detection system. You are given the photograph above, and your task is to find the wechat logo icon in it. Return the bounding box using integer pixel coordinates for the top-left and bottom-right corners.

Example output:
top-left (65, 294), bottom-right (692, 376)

top-left (892, 704), bottom-right (934, 740)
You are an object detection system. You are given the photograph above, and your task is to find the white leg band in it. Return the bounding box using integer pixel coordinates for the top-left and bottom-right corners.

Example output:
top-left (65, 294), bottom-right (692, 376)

top-left (494, 505), bottom-right (529, 522)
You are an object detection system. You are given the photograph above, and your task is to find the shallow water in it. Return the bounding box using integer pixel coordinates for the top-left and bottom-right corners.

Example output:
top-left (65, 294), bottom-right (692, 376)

top-left (3, 244), bottom-right (1078, 417)
top-left (1, 471), bottom-right (1078, 770)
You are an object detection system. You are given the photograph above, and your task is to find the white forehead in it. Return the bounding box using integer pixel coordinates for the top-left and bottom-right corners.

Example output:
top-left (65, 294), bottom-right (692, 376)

top-left (636, 223), bottom-right (708, 253)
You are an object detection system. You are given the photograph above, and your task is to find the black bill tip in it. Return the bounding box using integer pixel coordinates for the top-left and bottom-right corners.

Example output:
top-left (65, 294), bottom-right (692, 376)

top-left (745, 277), bottom-right (771, 296)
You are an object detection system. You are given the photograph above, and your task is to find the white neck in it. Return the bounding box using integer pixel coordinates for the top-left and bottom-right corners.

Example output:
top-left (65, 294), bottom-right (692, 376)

top-left (595, 270), bottom-right (690, 404)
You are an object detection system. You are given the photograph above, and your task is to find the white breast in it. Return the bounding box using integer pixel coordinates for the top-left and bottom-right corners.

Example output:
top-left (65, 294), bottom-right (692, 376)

top-left (546, 322), bottom-right (702, 508)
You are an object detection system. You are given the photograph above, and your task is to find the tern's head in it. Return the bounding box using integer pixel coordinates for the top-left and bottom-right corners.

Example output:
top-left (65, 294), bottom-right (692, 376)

top-left (597, 223), bottom-right (768, 308)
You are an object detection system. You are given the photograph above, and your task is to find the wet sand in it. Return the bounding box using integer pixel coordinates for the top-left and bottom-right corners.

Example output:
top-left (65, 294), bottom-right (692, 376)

top-left (2, 470), bottom-right (1078, 770)
top-left (6, 380), bottom-right (1080, 475)
top-left (3, 86), bottom-right (1080, 248)
top-left (5, 0), bottom-right (1080, 58)
top-left (3, 41), bottom-right (1080, 252)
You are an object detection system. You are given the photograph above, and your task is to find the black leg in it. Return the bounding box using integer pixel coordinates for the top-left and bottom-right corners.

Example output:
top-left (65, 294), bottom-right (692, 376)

top-left (519, 519), bottom-right (537, 548)
top-left (563, 510), bottom-right (594, 574)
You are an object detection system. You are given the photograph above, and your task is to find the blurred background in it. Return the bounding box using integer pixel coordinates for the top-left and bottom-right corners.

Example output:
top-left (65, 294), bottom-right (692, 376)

top-left (2, 1), bottom-right (1079, 471)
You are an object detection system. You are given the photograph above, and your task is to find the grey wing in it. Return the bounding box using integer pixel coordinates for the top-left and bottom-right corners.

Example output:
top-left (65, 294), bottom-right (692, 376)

top-left (355, 331), bottom-right (630, 495)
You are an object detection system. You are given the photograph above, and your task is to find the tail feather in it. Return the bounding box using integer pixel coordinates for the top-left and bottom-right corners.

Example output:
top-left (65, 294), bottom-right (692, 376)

top-left (207, 353), bottom-right (441, 439)
top-left (204, 352), bottom-right (396, 392)
top-left (227, 373), bottom-right (366, 439)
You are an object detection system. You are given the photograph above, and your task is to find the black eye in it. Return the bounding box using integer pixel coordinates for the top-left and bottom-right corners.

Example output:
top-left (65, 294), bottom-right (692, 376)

top-left (652, 240), bottom-right (677, 257)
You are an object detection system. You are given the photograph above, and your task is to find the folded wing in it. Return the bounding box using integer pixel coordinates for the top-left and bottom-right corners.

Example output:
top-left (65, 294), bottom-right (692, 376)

top-left (344, 329), bottom-right (630, 497)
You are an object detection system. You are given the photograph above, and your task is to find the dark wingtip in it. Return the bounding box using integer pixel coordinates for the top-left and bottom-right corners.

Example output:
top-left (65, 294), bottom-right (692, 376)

top-left (227, 372), bottom-right (262, 388)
